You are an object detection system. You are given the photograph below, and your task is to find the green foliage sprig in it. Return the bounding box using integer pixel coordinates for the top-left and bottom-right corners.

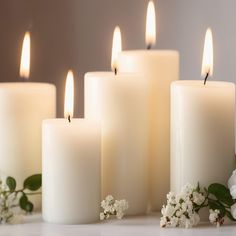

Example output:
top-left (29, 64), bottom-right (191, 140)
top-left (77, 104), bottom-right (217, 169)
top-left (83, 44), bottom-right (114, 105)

top-left (207, 183), bottom-right (236, 222)
top-left (0, 174), bottom-right (42, 223)
top-left (161, 182), bottom-right (236, 228)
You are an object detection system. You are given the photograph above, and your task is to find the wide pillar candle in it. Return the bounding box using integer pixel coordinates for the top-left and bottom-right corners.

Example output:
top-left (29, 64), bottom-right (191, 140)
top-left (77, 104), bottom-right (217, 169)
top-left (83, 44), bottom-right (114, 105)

top-left (0, 83), bottom-right (56, 207)
top-left (42, 119), bottom-right (101, 224)
top-left (118, 51), bottom-right (179, 211)
top-left (171, 80), bottom-right (235, 192)
top-left (85, 72), bottom-right (149, 215)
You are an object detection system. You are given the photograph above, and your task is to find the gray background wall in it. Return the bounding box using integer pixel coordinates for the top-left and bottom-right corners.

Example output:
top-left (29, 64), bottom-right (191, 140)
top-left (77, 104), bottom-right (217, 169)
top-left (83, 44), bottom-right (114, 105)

top-left (0, 0), bottom-right (235, 117)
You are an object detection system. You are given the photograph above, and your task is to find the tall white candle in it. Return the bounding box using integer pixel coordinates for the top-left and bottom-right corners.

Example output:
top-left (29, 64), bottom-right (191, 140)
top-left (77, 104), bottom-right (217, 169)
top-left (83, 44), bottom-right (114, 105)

top-left (42, 71), bottom-right (101, 224)
top-left (117, 1), bottom-right (179, 211)
top-left (0, 32), bottom-right (56, 209)
top-left (171, 80), bottom-right (235, 191)
top-left (171, 28), bottom-right (235, 192)
top-left (84, 27), bottom-right (149, 215)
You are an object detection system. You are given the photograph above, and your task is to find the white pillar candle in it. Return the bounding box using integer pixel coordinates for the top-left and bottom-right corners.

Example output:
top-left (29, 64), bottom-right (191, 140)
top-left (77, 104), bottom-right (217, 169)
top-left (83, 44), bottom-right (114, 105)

top-left (171, 28), bottom-right (235, 192)
top-left (171, 80), bottom-right (235, 192)
top-left (118, 2), bottom-right (179, 211)
top-left (84, 27), bottom-right (149, 215)
top-left (85, 72), bottom-right (149, 215)
top-left (0, 83), bottom-right (56, 181)
top-left (42, 71), bottom-right (101, 224)
top-left (0, 32), bottom-right (56, 209)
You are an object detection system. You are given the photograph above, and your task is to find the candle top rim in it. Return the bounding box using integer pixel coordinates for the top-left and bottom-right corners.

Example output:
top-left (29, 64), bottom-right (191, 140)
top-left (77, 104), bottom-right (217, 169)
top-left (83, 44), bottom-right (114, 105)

top-left (119, 50), bottom-right (179, 56)
top-left (172, 80), bottom-right (234, 88)
top-left (85, 71), bottom-right (143, 79)
top-left (0, 82), bottom-right (56, 90)
top-left (43, 118), bottom-right (100, 126)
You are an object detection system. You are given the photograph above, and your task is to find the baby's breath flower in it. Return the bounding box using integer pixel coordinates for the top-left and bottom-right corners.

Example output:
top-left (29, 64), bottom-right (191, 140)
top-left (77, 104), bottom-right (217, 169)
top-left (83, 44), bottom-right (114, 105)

top-left (192, 191), bottom-right (205, 206)
top-left (100, 212), bottom-right (105, 220)
top-left (100, 195), bottom-right (129, 221)
top-left (160, 183), bottom-right (203, 228)
top-left (209, 209), bottom-right (224, 227)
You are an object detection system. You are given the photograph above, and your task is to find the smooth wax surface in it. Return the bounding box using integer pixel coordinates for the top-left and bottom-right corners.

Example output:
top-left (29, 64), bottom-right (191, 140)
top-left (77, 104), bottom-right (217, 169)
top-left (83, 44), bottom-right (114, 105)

top-left (118, 50), bottom-right (179, 211)
top-left (0, 82), bottom-right (56, 208)
top-left (85, 72), bottom-right (149, 215)
top-left (42, 119), bottom-right (101, 224)
top-left (171, 81), bottom-right (235, 192)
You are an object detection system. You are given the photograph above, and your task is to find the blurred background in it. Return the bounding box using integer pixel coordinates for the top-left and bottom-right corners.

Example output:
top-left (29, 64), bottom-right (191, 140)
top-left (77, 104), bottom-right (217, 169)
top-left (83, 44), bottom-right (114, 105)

top-left (0, 0), bottom-right (235, 117)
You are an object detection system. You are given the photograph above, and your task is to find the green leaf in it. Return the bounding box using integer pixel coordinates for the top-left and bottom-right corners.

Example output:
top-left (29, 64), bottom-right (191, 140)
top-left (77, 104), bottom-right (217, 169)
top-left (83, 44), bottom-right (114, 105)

top-left (208, 200), bottom-right (226, 217)
top-left (6, 176), bottom-right (16, 192)
top-left (225, 210), bottom-right (236, 221)
top-left (19, 194), bottom-right (28, 210)
top-left (19, 194), bottom-right (34, 213)
top-left (208, 183), bottom-right (234, 206)
top-left (23, 174), bottom-right (42, 191)
top-left (24, 201), bottom-right (33, 213)
top-left (196, 182), bottom-right (200, 192)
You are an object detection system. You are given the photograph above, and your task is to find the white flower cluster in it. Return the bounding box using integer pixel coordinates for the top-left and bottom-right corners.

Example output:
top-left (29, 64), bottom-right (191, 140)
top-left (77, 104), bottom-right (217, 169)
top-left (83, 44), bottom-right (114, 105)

top-left (160, 184), bottom-right (205, 228)
top-left (209, 209), bottom-right (224, 227)
top-left (0, 179), bottom-right (14, 224)
top-left (228, 170), bottom-right (236, 219)
top-left (100, 195), bottom-right (129, 220)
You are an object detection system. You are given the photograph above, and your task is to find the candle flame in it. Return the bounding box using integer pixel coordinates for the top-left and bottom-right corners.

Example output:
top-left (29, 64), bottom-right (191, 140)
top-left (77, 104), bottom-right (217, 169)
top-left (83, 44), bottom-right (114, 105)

top-left (111, 26), bottom-right (122, 73)
top-left (201, 28), bottom-right (213, 77)
top-left (64, 70), bottom-right (74, 121)
top-left (146, 1), bottom-right (156, 48)
top-left (20, 31), bottom-right (31, 79)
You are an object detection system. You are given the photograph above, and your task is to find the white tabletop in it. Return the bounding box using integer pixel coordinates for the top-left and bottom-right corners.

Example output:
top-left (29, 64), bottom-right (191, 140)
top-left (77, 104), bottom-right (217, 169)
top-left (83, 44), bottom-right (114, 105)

top-left (1, 213), bottom-right (236, 236)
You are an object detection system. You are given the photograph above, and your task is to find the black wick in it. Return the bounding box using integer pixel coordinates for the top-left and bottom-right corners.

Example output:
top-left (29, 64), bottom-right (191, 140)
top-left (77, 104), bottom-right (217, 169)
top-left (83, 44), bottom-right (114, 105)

top-left (114, 67), bottom-right (117, 75)
top-left (204, 72), bottom-right (209, 85)
top-left (147, 44), bottom-right (152, 50)
top-left (68, 115), bottom-right (71, 123)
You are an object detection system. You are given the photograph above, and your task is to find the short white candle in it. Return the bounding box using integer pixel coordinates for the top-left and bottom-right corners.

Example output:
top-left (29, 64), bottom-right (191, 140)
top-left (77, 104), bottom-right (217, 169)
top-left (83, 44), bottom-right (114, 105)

top-left (171, 28), bottom-right (235, 192)
top-left (84, 27), bottom-right (149, 215)
top-left (117, 1), bottom-right (179, 211)
top-left (0, 32), bottom-right (56, 209)
top-left (42, 71), bottom-right (101, 224)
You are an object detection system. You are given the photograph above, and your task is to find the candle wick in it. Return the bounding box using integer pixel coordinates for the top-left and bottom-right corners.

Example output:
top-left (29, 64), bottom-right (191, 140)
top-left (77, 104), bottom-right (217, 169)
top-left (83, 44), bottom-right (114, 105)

top-left (68, 115), bottom-right (71, 123)
top-left (146, 44), bottom-right (151, 50)
top-left (204, 72), bottom-right (209, 85)
top-left (114, 67), bottom-right (117, 75)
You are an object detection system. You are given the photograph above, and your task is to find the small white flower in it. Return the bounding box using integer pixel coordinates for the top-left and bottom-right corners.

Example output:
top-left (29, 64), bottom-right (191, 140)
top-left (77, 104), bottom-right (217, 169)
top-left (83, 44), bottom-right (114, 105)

top-left (190, 212), bottom-right (200, 226)
top-left (116, 211), bottom-right (124, 219)
top-left (209, 209), bottom-right (224, 226)
top-left (179, 214), bottom-right (187, 228)
top-left (170, 216), bottom-right (179, 227)
top-left (209, 209), bottom-right (218, 223)
top-left (181, 183), bottom-right (194, 197)
top-left (100, 195), bottom-right (129, 221)
top-left (192, 192), bottom-right (205, 205)
top-left (100, 212), bottom-right (105, 220)
top-left (230, 203), bottom-right (236, 219)
top-left (228, 169), bottom-right (236, 190)
top-left (230, 185), bottom-right (236, 199)
top-left (160, 216), bottom-right (167, 227)
top-left (161, 183), bottom-right (203, 228)
top-left (175, 209), bottom-right (183, 217)
top-left (167, 192), bottom-right (176, 204)
top-left (105, 195), bottom-right (114, 203)
top-left (181, 202), bottom-right (188, 211)
top-left (185, 219), bottom-right (192, 228)
top-left (162, 205), bottom-right (175, 217)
